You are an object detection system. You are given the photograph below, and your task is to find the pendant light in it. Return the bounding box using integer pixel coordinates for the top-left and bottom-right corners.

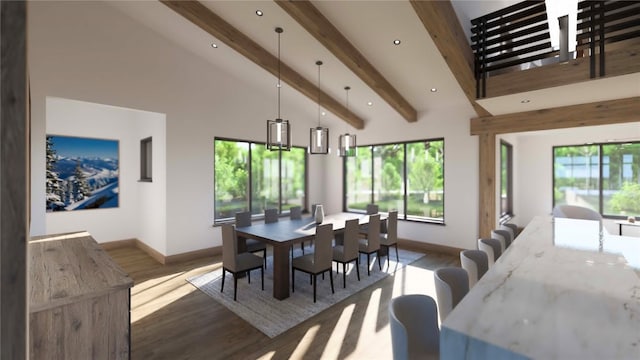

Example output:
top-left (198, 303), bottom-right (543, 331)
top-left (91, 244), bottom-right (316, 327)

top-left (309, 61), bottom-right (329, 154)
top-left (338, 86), bottom-right (357, 157)
top-left (267, 27), bottom-right (291, 151)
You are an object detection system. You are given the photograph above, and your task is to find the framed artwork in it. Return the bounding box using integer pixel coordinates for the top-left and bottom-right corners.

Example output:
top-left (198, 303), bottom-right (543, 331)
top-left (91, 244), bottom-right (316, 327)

top-left (46, 135), bottom-right (119, 212)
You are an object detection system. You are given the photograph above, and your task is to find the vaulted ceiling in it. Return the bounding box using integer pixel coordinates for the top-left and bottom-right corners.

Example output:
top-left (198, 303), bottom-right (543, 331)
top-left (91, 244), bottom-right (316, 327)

top-left (108, 0), bottom-right (639, 131)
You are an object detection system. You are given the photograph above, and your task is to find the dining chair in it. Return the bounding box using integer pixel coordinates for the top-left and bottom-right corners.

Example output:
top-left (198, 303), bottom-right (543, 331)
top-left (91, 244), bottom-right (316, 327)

top-left (477, 238), bottom-right (502, 266)
top-left (292, 223), bottom-right (335, 302)
top-left (359, 203), bottom-right (380, 235)
top-left (264, 208), bottom-right (278, 223)
top-left (235, 211), bottom-right (267, 268)
top-left (499, 224), bottom-right (515, 240)
top-left (358, 214), bottom-right (381, 276)
top-left (379, 210), bottom-right (399, 268)
top-left (332, 218), bottom-right (360, 288)
top-left (290, 206), bottom-right (302, 220)
top-left (220, 224), bottom-right (264, 301)
top-left (389, 294), bottom-right (440, 360)
top-left (434, 267), bottom-right (469, 322)
top-left (502, 223), bottom-right (519, 238)
top-left (460, 249), bottom-right (488, 288)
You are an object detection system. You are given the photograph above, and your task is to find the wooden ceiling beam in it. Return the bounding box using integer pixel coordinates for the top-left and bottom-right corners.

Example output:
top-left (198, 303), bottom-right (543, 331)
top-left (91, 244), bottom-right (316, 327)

top-left (470, 97), bottom-right (640, 135)
top-left (160, 0), bottom-right (365, 130)
top-left (410, 0), bottom-right (491, 117)
top-left (275, 0), bottom-right (417, 123)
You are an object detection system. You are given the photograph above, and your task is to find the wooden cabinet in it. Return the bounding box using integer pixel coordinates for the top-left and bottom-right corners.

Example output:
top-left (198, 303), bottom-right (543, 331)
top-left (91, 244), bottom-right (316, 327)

top-left (29, 232), bottom-right (133, 359)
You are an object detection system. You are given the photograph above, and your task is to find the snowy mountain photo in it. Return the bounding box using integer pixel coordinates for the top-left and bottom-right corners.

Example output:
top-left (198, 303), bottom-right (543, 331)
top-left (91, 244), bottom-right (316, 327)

top-left (46, 135), bottom-right (119, 212)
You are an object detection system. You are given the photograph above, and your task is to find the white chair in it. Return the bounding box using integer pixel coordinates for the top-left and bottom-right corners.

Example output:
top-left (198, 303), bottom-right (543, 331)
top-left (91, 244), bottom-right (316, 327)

top-left (220, 224), bottom-right (264, 301)
top-left (380, 210), bottom-right (399, 268)
top-left (460, 250), bottom-right (488, 288)
top-left (389, 294), bottom-right (439, 360)
top-left (434, 267), bottom-right (469, 323)
top-left (292, 223), bottom-right (335, 302)
top-left (552, 204), bottom-right (602, 221)
top-left (478, 238), bottom-right (502, 266)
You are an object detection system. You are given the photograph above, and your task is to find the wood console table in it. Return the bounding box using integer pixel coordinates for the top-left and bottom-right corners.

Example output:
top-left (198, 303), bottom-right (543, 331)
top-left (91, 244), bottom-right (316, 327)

top-left (29, 232), bottom-right (133, 359)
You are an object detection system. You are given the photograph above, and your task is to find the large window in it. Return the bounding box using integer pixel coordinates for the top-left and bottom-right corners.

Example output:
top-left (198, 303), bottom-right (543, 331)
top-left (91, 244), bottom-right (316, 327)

top-left (553, 142), bottom-right (640, 218)
top-left (214, 138), bottom-right (307, 222)
top-left (500, 140), bottom-right (513, 220)
top-left (345, 139), bottom-right (444, 223)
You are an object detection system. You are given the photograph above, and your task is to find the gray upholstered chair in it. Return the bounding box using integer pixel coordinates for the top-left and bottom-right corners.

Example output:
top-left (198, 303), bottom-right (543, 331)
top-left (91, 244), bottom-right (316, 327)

top-left (460, 250), bottom-right (489, 288)
top-left (552, 204), bottom-right (602, 221)
top-left (491, 229), bottom-right (512, 251)
top-left (358, 214), bottom-right (382, 276)
top-left (289, 205), bottom-right (302, 220)
top-left (264, 208), bottom-right (278, 223)
top-left (379, 210), bottom-right (399, 267)
top-left (235, 211), bottom-right (267, 268)
top-left (434, 267), bottom-right (469, 322)
top-left (292, 223), bottom-right (335, 302)
top-left (389, 294), bottom-right (439, 360)
top-left (220, 224), bottom-right (264, 301)
top-left (499, 224), bottom-right (515, 240)
top-left (478, 238), bottom-right (502, 266)
top-left (502, 223), bottom-right (519, 238)
top-left (359, 203), bottom-right (380, 235)
top-left (332, 218), bottom-right (360, 288)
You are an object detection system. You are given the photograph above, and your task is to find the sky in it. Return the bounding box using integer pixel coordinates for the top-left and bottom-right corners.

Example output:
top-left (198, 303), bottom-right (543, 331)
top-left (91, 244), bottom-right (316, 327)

top-left (49, 135), bottom-right (118, 159)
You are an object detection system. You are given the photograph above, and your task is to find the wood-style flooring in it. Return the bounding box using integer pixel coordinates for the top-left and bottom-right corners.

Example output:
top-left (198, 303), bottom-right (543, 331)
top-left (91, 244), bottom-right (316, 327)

top-left (106, 246), bottom-right (458, 360)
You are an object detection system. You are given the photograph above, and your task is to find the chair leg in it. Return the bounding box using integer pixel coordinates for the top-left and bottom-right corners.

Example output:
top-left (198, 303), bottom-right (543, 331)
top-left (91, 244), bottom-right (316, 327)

top-left (313, 274), bottom-right (317, 303)
top-left (342, 263), bottom-right (347, 288)
top-left (386, 246), bottom-right (390, 268)
top-left (329, 270), bottom-right (334, 294)
top-left (395, 244), bottom-right (399, 262)
top-left (263, 249), bottom-right (267, 269)
top-left (221, 268), bottom-right (226, 293)
top-left (247, 270), bottom-right (251, 284)
top-left (301, 242), bottom-right (305, 255)
top-left (261, 267), bottom-right (264, 291)
top-left (367, 253), bottom-right (371, 276)
top-left (355, 258), bottom-right (361, 281)
top-left (233, 273), bottom-right (238, 301)
top-left (292, 268), bottom-right (295, 293)
top-left (377, 251), bottom-right (382, 270)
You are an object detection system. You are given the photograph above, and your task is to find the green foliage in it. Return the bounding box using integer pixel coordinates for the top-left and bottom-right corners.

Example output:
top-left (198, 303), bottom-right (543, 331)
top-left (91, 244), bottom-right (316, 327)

top-left (381, 162), bottom-right (401, 195)
top-left (610, 182), bottom-right (640, 214)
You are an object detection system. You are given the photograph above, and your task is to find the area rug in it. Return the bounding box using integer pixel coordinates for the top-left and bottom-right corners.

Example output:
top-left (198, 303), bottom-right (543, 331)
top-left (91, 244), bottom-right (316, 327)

top-left (187, 248), bottom-right (424, 338)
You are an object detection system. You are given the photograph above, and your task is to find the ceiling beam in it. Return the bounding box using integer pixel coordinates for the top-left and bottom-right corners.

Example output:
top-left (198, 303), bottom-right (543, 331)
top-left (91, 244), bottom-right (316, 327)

top-left (410, 0), bottom-right (491, 117)
top-left (275, 0), bottom-right (417, 123)
top-left (470, 97), bottom-right (640, 135)
top-left (160, 0), bottom-right (365, 130)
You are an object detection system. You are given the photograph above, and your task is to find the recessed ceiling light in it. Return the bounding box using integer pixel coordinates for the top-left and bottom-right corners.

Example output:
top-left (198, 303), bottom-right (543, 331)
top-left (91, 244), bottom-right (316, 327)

top-left (211, 43), bottom-right (218, 48)
top-left (430, 88), bottom-right (437, 92)
top-left (367, 101), bottom-right (373, 106)
top-left (321, 111), bottom-right (326, 116)
top-left (393, 39), bottom-right (401, 45)
top-left (521, 99), bottom-right (530, 103)
top-left (255, 10), bottom-right (263, 16)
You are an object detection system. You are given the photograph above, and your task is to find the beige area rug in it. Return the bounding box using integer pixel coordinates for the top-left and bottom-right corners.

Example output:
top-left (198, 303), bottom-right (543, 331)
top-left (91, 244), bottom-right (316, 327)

top-left (187, 247), bottom-right (425, 338)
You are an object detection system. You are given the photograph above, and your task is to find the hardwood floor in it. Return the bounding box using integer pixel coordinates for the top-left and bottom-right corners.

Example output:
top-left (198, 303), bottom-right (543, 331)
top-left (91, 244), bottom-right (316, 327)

top-left (106, 246), bottom-right (458, 360)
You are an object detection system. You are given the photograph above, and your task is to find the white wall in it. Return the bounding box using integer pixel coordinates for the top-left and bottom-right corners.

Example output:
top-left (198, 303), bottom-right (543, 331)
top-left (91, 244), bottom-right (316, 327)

top-left (42, 97), bottom-right (167, 249)
top-left (514, 123), bottom-right (640, 234)
top-left (28, 1), bottom-right (323, 255)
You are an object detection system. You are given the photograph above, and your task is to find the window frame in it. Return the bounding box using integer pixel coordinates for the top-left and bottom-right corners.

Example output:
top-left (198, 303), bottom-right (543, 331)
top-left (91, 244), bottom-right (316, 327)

top-left (214, 137), bottom-right (308, 224)
top-left (500, 140), bottom-right (514, 222)
top-left (342, 138), bottom-right (445, 225)
top-left (139, 136), bottom-right (152, 182)
top-left (552, 140), bottom-right (640, 219)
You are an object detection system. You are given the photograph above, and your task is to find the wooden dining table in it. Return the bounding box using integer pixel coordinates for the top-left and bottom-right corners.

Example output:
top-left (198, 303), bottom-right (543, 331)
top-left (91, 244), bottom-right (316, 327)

top-left (235, 212), bottom-right (380, 300)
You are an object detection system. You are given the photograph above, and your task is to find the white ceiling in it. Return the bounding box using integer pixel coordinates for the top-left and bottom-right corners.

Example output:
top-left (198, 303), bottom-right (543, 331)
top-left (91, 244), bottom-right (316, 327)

top-left (109, 0), bottom-right (639, 129)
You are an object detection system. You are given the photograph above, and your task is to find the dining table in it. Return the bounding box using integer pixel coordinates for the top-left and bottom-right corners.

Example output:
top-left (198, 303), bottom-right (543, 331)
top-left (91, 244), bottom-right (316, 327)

top-left (235, 212), bottom-right (381, 300)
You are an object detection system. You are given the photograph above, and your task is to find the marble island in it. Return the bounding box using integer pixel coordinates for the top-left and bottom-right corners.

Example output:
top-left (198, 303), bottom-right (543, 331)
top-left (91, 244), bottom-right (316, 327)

top-left (441, 216), bottom-right (640, 359)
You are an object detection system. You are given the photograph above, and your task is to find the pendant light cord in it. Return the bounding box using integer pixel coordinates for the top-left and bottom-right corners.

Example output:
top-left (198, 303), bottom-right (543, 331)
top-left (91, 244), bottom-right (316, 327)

top-left (316, 61), bottom-right (322, 127)
top-left (276, 28), bottom-right (282, 119)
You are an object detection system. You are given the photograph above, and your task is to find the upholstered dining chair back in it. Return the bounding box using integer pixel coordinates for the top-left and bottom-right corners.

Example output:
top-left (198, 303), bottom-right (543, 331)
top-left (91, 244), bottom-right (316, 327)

top-left (478, 238), bottom-right (502, 266)
top-left (290, 206), bottom-right (302, 220)
top-left (491, 229), bottom-right (512, 251)
top-left (314, 223), bottom-right (334, 270)
top-left (264, 208), bottom-right (278, 223)
top-left (366, 203), bottom-right (379, 215)
top-left (434, 267), bottom-right (469, 322)
top-left (342, 219), bottom-right (359, 261)
top-left (365, 214), bottom-right (381, 251)
top-left (502, 223), bottom-right (518, 237)
top-left (222, 224), bottom-right (238, 270)
top-left (235, 211), bottom-right (251, 227)
top-left (385, 211), bottom-right (398, 242)
top-left (499, 224), bottom-right (515, 240)
top-left (460, 250), bottom-right (489, 288)
top-left (389, 294), bottom-right (440, 360)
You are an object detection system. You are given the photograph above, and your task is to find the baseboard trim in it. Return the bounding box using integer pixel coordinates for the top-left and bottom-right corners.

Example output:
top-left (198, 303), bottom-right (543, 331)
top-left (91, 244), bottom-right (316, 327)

top-left (100, 238), bottom-right (222, 265)
top-left (399, 238), bottom-right (463, 257)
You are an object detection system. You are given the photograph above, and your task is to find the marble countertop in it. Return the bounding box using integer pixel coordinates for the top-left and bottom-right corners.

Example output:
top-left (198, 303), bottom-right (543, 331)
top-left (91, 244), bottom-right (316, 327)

top-left (441, 216), bottom-right (640, 359)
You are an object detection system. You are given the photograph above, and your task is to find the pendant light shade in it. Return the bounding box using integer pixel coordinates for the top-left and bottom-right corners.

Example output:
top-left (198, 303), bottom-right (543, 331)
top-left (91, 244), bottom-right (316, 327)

top-left (309, 61), bottom-right (329, 154)
top-left (267, 27), bottom-right (291, 151)
top-left (339, 86), bottom-right (357, 157)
